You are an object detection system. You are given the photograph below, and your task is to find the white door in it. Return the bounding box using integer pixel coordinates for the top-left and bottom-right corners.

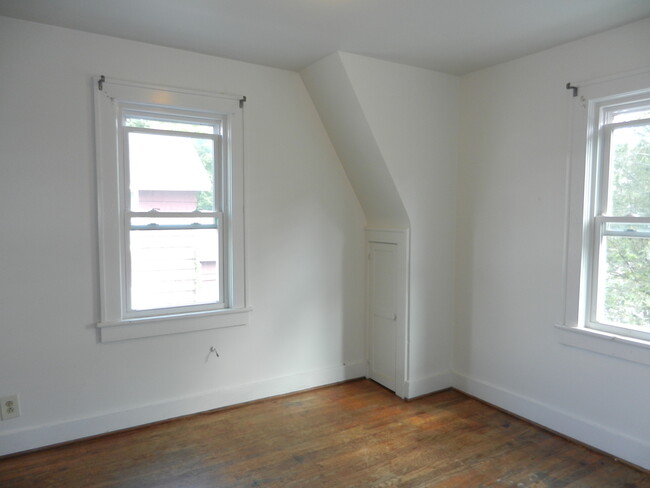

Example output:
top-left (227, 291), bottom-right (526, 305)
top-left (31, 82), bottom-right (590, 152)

top-left (368, 242), bottom-right (398, 391)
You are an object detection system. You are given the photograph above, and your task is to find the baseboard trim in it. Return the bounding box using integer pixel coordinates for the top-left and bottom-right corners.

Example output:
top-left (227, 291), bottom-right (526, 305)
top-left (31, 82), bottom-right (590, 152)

top-left (406, 371), bottom-right (453, 399)
top-left (0, 361), bottom-right (366, 457)
top-left (451, 371), bottom-right (650, 471)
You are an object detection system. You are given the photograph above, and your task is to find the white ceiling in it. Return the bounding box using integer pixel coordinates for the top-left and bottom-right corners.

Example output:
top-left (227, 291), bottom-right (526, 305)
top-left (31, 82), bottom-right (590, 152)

top-left (1, 0), bottom-right (649, 75)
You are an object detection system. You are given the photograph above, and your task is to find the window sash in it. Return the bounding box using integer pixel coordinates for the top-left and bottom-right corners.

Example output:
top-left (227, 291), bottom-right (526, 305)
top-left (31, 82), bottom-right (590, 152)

top-left (125, 227), bottom-right (225, 317)
top-left (125, 211), bottom-right (225, 312)
top-left (123, 126), bottom-right (223, 213)
top-left (589, 219), bottom-right (650, 341)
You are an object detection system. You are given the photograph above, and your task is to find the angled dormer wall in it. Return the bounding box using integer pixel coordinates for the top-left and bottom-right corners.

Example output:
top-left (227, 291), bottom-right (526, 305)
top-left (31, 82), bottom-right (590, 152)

top-left (302, 53), bottom-right (460, 395)
top-left (301, 53), bottom-right (409, 229)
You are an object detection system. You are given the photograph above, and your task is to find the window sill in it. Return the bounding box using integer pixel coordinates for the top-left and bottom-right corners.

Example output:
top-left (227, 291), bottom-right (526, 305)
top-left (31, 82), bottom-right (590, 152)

top-left (98, 307), bottom-right (251, 343)
top-left (555, 323), bottom-right (650, 367)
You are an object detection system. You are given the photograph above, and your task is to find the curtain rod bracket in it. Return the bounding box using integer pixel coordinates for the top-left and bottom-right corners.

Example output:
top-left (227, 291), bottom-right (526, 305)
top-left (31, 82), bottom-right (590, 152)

top-left (239, 96), bottom-right (247, 108)
top-left (566, 82), bottom-right (578, 97)
top-left (98, 75), bottom-right (106, 91)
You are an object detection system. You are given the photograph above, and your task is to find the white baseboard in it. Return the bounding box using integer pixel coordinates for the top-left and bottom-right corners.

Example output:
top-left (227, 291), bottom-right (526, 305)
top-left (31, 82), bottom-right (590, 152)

top-left (6, 365), bottom-right (646, 471)
top-left (452, 371), bottom-right (650, 471)
top-left (406, 371), bottom-right (453, 399)
top-left (0, 361), bottom-right (366, 457)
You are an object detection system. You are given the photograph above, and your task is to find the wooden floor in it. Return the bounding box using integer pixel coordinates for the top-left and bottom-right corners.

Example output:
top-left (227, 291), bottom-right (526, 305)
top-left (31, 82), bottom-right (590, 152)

top-left (0, 380), bottom-right (647, 487)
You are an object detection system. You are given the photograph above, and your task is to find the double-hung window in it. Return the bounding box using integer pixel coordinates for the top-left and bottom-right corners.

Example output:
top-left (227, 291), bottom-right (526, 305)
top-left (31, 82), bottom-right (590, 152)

top-left (94, 78), bottom-right (248, 342)
top-left (589, 100), bottom-right (650, 340)
top-left (562, 69), bottom-right (650, 354)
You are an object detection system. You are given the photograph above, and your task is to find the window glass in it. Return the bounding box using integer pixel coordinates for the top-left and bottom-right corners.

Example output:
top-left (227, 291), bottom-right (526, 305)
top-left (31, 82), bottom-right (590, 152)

top-left (127, 131), bottom-right (215, 213)
top-left (130, 228), bottom-right (220, 310)
top-left (597, 234), bottom-right (650, 328)
top-left (606, 123), bottom-right (650, 217)
top-left (124, 116), bottom-right (216, 134)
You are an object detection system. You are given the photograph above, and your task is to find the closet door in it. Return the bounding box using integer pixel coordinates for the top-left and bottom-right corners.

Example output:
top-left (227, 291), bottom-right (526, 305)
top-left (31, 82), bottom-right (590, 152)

top-left (368, 241), bottom-right (398, 391)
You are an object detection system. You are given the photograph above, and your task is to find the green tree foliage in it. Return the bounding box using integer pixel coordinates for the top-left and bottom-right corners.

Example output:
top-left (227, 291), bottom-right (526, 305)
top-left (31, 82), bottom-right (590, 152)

top-left (602, 124), bottom-right (650, 327)
top-left (193, 139), bottom-right (215, 211)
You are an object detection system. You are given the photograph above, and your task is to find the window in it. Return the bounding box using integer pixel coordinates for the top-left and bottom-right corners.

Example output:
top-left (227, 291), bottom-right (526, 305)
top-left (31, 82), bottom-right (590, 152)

top-left (94, 78), bottom-right (248, 342)
top-left (587, 100), bottom-right (650, 341)
top-left (561, 69), bottom-right (650, 359)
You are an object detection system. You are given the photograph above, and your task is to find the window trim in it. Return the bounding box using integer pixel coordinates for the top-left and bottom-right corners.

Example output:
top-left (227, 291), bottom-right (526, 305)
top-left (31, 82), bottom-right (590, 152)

top-left (94, 77), bottom-right (249, 342)
top-left (560, 68), bottom-right (650, 362)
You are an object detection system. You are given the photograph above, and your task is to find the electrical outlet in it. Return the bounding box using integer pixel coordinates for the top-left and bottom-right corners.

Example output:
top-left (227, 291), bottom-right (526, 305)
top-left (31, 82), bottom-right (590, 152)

top-left (0, 395), bottom-right (20, 420)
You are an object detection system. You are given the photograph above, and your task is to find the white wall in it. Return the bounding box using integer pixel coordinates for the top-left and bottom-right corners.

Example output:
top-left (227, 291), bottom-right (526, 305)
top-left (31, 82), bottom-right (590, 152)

top-left (455, 17), bottom-right (650, 469)
top-left (301, 53), bottom-right (409, 229)
top-left (0, 16), bottom-right (366, 455)
top-left (2, 10), bottom-right (649, 471)
top-left (337, 53), bottom-right (459, 395)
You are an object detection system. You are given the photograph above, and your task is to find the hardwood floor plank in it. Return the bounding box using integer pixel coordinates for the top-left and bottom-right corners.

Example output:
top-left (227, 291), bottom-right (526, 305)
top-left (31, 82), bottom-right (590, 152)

top-left (0, 380), bottom-right (647, 487)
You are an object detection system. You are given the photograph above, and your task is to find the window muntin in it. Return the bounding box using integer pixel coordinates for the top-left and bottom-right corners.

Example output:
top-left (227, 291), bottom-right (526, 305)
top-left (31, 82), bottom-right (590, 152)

top-left (588, 99), bottom-right (650, 340)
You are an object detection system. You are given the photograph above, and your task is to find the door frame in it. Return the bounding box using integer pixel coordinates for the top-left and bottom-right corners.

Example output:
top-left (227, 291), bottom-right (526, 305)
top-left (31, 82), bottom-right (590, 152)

top-left (366, 228), bottom-right (409, 399)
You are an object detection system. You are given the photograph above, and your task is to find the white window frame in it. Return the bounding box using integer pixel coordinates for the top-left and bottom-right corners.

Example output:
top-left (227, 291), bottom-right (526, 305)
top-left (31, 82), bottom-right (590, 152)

top-left (558, 68), bottom-right (650, 365)
top-left (123, 112), bottom-right (226, 317)
top-left (589, 111), bottom-right (650, 341)
top-left (94, 77), bottom-right (249, 342)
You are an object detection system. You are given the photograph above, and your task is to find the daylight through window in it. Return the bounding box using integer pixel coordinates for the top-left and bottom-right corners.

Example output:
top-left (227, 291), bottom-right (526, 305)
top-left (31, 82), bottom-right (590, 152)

top-left (585, 89), bottom-right (650, 341)
top-left (124, 116), bottom-right (223, 312)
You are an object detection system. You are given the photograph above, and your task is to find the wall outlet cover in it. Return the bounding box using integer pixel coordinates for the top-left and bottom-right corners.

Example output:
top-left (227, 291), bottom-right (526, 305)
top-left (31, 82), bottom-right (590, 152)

top-left (0, 395), bottom-right (20, 420)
